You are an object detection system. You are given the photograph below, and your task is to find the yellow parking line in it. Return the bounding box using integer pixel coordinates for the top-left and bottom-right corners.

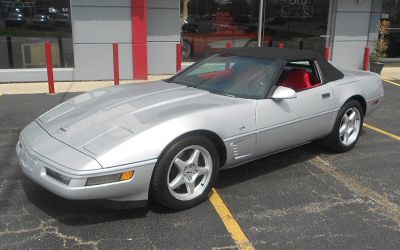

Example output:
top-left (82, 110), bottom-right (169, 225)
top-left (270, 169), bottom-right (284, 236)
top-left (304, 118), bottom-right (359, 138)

top-left (209, 188), bottom-right (255, 250)
top-left (383, 79), bottom-right (400, 87)
top-left (364, 123), bottom-right (400, 141)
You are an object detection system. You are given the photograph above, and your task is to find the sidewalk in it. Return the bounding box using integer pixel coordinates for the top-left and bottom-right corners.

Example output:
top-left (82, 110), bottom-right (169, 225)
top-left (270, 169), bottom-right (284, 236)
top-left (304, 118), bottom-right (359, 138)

top-left (0, 75), bottom-right (172, 95)
top-left (381, 62), bottom-right (400, 81)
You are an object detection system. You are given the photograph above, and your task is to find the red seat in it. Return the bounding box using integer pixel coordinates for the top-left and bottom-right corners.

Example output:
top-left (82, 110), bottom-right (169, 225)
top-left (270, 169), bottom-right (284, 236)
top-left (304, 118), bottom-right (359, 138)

top-left (199, 69), bottom-right (232, 79)
top-left (279, 68), bottom-right (314, 92)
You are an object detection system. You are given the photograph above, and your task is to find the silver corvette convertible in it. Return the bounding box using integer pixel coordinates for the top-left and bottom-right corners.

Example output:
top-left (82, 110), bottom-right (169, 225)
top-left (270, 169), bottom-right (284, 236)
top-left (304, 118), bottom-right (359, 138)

top-left (17, 48), bottom-right (383, 209)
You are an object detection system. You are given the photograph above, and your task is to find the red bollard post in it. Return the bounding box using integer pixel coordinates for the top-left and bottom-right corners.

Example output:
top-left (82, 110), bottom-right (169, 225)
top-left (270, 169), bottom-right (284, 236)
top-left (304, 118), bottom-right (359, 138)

top-left (363, 47), bottom-right (370, 71)
top-left (45, 41), bottom-right (55, 95)
top-left (226, 42), bottom-right (232, 49)
top-left (113, 43), bottom-right (120, 85)
top-left (278, 42), bottom-right (285, 48)
top-left (176, 43), bottom-right (182, 72)
top-left (324, 47), bottom-right (331, 61)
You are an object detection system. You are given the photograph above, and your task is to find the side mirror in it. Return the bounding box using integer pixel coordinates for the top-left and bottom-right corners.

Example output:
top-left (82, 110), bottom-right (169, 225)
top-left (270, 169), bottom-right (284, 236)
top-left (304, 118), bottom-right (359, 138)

top-left (271, 86), bottom-right (297, 100)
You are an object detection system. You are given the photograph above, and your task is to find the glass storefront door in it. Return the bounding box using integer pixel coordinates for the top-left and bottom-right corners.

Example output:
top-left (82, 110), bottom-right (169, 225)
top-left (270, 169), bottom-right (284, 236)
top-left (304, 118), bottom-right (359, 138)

top-left (382, 0), bottom-right (400, 58)
top-left (180, 0), bottom-right (332, 62)
top-left (181, 0), bottom-right (263, 61)
top-left (261, 0), bottom-right (331, 54)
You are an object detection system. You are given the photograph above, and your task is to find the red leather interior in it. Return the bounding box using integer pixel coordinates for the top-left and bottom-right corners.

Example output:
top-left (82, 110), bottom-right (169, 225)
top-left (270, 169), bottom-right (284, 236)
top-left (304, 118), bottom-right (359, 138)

top-left (279, 68), bottom-right (318, 92)
top-left (199, 69), bottom-right (232, 79)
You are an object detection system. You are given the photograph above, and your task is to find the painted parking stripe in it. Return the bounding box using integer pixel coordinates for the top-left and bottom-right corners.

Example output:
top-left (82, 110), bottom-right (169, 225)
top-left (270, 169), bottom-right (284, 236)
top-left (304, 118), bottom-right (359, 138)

top-left (309, 156), bottom-right (400, 223)
top-left (383, 79), bottom-right (400, 87)
top-left (364, 123), bottom-right (400, 141)
top-left (209, 188), bottom-right (255, 250)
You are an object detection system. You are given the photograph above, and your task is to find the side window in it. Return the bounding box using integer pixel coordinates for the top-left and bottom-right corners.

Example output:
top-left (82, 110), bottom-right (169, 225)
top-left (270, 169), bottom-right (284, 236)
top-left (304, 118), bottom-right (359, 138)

top-left (277, 60), bottom-right (322, 92)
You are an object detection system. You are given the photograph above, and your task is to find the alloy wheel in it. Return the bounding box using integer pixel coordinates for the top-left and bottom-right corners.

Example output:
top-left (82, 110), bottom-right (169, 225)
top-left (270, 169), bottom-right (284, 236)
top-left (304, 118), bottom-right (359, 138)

top-left (339, 107), bottom-right (361, 146)
top-left (167, 145), bottom-right (212, 201)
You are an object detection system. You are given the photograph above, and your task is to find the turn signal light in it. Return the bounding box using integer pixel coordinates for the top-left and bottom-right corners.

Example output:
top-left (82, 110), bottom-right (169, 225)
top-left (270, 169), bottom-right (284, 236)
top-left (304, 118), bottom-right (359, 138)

top-left (120, 171), bottom-right (134, 181)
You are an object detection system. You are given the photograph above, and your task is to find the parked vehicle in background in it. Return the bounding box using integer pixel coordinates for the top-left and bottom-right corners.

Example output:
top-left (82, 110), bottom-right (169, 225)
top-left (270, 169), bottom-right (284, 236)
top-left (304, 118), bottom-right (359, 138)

top-left (5, 12), bottom-right (26, 27)
top-left (55, 13), bottom-right (71, 26)
top-left (182, 29), bottom-right (269, 59)
top-left (181, 11), bottom-right (271, 60)
top-left (30, 14), bottom-right (52, 29)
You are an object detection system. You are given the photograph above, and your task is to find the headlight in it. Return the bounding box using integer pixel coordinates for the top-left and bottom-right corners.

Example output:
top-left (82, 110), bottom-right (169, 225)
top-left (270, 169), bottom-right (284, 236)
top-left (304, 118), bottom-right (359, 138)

top-left (85, 171), bottom-right (134, 186)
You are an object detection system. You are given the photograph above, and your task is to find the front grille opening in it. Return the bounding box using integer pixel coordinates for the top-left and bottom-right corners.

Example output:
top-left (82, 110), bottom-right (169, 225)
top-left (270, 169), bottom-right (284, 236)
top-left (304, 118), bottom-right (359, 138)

top-left (46, 168), bottom-right (71, 185)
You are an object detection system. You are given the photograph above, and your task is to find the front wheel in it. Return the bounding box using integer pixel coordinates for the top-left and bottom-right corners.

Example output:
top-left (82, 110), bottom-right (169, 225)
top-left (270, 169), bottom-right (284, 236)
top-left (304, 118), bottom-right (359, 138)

top-left (320, 100), bottom-right (364, 152)
top-left (150, 135), bottom-right (219, 210)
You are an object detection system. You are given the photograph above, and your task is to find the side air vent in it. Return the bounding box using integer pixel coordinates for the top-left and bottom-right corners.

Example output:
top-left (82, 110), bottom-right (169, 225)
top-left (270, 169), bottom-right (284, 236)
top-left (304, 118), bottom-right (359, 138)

top-left (231, 142), bottom-right (240, 157)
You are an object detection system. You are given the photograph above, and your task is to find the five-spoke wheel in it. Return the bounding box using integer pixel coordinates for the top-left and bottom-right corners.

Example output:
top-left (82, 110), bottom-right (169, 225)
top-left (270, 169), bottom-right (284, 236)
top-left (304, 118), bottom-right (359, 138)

top-left (167, 146), bottom-right (213, 201)
top-left (150, 135), bottom-right (219, 210)
top-left (339, 107), bottom-right (361, 146)
top-left (320, 100), bottom-right (364, 152)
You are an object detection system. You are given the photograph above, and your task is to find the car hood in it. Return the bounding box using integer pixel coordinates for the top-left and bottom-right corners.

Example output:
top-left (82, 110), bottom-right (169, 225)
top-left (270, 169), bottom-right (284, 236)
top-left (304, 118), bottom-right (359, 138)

top-left (37, 81), bottom-right (235, 158)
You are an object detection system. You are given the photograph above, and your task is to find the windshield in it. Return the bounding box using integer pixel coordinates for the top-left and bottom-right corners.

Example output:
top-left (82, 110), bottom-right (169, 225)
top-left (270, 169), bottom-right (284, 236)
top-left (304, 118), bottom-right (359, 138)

top-left (169, 54), bottom-right (280, 99)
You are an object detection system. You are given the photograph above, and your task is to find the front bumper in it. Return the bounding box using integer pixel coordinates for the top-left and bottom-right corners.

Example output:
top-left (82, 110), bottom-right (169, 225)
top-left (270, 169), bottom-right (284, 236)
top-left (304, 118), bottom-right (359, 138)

top-left (16, 127), bottom-right (156, 203)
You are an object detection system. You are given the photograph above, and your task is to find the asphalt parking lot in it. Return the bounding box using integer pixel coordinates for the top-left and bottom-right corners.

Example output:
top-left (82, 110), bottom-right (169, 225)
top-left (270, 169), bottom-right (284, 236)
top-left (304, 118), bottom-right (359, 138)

top-left (0, 81), bottom-right (399, 249)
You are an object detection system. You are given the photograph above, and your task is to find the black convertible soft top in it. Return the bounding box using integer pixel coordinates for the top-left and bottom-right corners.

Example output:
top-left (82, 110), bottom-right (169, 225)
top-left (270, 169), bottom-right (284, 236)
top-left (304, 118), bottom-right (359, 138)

top-left (216, 47), bottom-right (344, 83)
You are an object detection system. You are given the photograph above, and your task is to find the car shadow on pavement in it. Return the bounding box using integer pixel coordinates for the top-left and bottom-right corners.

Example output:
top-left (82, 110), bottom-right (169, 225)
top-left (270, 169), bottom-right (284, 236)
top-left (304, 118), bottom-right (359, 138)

top-left (22, 177), bottom-right (184, 226)
top-left (215, 143), bottom-right (331, 189)
top-left (21, 143), bottom-right (337, 226)
top-left (22, 179), bottom-right (150, 225)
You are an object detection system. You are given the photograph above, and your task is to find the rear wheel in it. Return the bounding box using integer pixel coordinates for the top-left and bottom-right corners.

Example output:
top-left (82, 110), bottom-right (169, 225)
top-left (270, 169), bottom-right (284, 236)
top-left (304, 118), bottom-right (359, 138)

top-left (150, 135), bottom-right (219, 210)
top-left (182, 40), bottom-right (192, 59)
top-left (246, 40), bottom-right (258, 47)
top-left (320, 100), bottom-right (363, 152)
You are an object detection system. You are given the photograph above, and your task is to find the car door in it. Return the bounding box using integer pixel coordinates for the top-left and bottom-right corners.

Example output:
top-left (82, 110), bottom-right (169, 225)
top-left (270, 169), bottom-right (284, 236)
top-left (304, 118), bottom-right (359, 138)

top-left (255, 61), bottom-right (337, 157)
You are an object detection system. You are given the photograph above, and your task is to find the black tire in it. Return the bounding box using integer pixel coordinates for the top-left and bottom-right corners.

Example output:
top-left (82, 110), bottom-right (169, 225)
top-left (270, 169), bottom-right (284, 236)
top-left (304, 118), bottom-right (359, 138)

top-left (182, 40), bottom-right (192, 59)
top-left (320, 100), bottom-right (364, 152)
top-left (150, 135), bottom-right (219, 210)
top-left (245, 40), bottom-right (258, 47)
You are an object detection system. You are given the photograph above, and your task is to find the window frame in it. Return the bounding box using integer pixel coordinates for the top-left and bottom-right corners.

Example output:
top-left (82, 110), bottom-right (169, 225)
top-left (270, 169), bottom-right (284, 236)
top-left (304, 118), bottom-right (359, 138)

top-left (265, 59), bottom-right (326, 98)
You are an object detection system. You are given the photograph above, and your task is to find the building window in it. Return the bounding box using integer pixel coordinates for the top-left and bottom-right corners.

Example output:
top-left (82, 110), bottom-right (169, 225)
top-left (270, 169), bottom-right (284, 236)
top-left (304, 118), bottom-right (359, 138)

top-left (0, 0), bottom-right (73, 69)
top-left (382, 0), bottom-right (400, 58)
top-left (180, 0), bottom-right (332, 62)
top-left (181, 0), bottom-right (261, 61)
top-left (262, 0), bottom-right (331, 53)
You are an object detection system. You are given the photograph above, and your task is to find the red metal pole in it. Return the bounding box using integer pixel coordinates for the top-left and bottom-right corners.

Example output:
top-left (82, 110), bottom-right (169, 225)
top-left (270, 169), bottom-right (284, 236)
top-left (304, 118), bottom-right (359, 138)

top-left (363, 47), bottom-right (370, 71)
top-left (45, 41), bottom-right (55, 95)
top-left (226, 42), bottom-right (232, 49)
top-left (324, 47), bottom-right (331, 61)
top-left (131, 0), bottom-right (148, 80)
top-left (176, 43), bottom-right (182, 72)
top-left (278, 42), bottom-right (285, 48)
top-left (113, 43), bottom-right (120, 85)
